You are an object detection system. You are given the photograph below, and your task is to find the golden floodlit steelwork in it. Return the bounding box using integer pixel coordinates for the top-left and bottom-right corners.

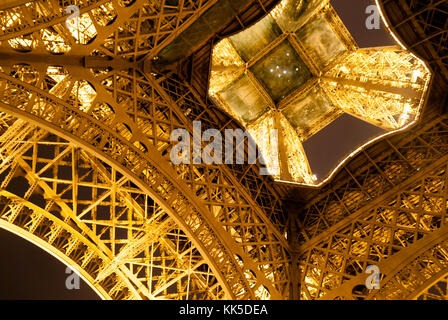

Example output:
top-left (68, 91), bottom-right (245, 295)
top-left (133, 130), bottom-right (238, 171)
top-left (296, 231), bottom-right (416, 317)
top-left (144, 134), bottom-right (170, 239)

top-left (0, 0), bottom-right (446, 301)
top-left (210, 0), bottom-right (431, 185)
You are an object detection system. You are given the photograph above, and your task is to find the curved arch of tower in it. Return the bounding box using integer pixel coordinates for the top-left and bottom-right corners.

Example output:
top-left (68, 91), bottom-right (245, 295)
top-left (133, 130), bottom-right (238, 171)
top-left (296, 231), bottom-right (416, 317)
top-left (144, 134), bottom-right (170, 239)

top-left (0, 0), bottom-right (447, 300)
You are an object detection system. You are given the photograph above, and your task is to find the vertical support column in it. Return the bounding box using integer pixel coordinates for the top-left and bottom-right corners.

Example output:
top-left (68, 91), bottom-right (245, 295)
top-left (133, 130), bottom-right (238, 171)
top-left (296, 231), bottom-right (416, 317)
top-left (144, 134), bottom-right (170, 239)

top-left (284, 200), bottom-right (301, 300)
top-left (275, 110), bottom-right (293, 181)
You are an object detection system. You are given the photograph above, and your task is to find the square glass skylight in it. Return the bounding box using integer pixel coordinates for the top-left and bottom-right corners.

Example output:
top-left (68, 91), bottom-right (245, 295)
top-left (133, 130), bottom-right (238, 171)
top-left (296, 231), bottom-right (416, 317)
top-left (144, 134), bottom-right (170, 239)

top-left (250, 40), bottom-right (312, 103)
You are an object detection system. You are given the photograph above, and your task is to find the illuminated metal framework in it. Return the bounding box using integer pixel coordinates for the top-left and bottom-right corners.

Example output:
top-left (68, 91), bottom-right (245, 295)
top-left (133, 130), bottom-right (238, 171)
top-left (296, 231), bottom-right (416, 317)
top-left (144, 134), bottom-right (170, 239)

top-left (283, 0), bottom-right (448, 300)
top-left (379, 0), bottom-right (448, 88)
top-left (0, 114), bottom-right (225, 299)
top-left (209, 0), bottom-right (431, 184)
top-left (0, 0), bottom-right (446, 301)
top-left (291, 114), bottom-right (448, 300)
top-left (0, 0), bottom-right (290, 300)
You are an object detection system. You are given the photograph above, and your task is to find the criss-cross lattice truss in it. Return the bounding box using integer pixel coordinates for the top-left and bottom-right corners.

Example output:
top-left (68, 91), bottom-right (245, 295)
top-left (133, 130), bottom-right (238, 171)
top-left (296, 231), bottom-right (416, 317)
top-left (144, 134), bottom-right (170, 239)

top-left (0, 114), bottom-right (225, 299)
top-left (282, 0), bottom-right (448, 300)
top-left (280, 0), bottom-right (448, 300)
top-left (209, 0), bottom-right (432, 184)
top-left (289, 115), bottom-right (448, 299)
top-left (0, 0), bottom-right (447, 301)
top-left (378, 0), bottom-right (448, 87)
top-left (0, 0), bottom-right (291, 300)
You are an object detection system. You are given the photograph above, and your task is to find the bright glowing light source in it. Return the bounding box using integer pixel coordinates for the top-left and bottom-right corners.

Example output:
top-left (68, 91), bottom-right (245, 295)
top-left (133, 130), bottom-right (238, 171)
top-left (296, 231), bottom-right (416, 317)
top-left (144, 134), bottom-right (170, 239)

top-left (411, 69), bottom-right (421, 82)
top-left (340, 66), bottom-right (349, 73)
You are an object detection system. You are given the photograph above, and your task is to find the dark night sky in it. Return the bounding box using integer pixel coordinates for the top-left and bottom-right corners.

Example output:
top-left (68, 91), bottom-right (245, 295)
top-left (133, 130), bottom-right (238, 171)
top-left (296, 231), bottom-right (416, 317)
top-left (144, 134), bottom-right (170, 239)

top-left (0, 228), bottom-right (99, 299)
top-left (0, 0), bottom-right (395, 299)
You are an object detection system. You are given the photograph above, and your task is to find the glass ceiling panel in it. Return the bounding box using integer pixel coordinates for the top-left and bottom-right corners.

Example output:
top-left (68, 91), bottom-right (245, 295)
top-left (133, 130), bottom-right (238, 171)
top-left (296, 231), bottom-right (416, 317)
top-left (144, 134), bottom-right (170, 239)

top-left (250, 40), bottom-right (312, 103)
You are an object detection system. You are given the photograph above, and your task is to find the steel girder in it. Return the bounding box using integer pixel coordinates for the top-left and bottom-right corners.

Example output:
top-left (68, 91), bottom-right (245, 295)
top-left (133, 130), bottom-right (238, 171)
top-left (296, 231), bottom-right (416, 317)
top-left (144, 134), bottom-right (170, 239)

top-left (283, 0), bottom-right (448, 300)
top-left (0, 0), bottom-right (290, 300)
top-left (290, 114), bottom-right (448, 299)
top-left (377, 0), bottom-right (448, 91)
top-left (1, 0), bottom-right (448, 302)
top-left (0, 115), bottom-right (225, 299)
top-left (316, 222), bottom-right (448, 300)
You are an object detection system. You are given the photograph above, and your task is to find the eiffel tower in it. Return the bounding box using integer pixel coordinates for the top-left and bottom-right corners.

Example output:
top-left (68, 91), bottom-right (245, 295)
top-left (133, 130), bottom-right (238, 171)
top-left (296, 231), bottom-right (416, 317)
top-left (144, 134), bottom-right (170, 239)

top-left (0, 0), bottom-right (446, 300)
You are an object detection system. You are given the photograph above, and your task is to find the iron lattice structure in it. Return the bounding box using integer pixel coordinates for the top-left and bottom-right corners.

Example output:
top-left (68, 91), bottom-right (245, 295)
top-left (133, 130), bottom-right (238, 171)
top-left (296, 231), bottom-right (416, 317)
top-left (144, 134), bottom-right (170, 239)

top-left (0, 0), bottom-right (446, 300)
top-left (208, 0), bottom-right (431, 184)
